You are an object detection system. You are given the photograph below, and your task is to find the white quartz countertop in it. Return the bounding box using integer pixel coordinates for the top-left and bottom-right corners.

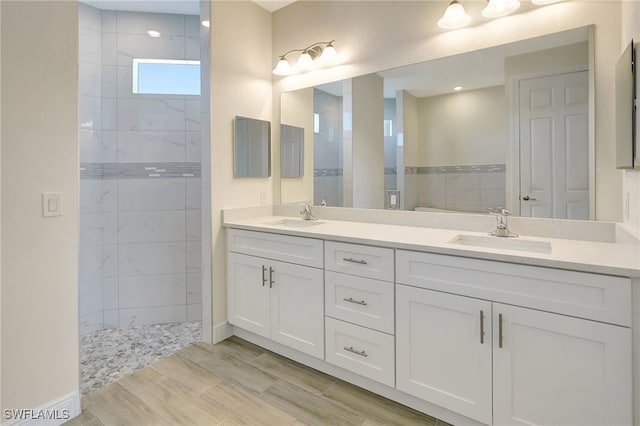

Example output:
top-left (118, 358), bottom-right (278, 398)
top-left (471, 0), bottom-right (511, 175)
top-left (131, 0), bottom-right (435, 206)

top-left (224, 215), bottom-right (640, 278)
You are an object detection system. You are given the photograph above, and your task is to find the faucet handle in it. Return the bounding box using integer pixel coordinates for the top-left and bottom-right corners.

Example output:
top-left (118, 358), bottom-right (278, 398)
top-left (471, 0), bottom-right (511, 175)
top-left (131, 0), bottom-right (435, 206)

top-left (488, 207), bottom-right (511, 216)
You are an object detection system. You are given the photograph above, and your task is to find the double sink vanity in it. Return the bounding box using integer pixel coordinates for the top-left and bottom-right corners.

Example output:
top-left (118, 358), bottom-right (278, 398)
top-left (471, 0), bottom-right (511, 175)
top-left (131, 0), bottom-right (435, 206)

top-left (223, 205), bottom-right (640, 426)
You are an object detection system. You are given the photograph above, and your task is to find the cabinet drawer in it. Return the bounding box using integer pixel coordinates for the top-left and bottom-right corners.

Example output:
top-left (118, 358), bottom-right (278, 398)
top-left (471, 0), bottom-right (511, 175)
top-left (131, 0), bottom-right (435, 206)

top-left (325, 317), bottom-right (395, 387)
top-left (227, 228), bottom-right (323, 268)
top-left (396, 250), bottom-right (632, 326)
top-left (325, 241), bottom-right (394, 281)
top-left (325, 271), bottom-right (394, 334)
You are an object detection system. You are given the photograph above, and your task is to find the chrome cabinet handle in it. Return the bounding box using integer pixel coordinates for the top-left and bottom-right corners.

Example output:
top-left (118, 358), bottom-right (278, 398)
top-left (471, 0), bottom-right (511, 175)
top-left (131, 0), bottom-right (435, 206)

top-left (498, 313), bottom-right (503, 348)
top-left (343, 297), bottom-right (368, 306)
top-left (343, 346), bottom-right (368, 357)
top-left (269, 267), bottom-right (274, 288)
top-left (262, 265), bottom-right (267, 287)
top-left (480, 310), bottom-right (485, 344)
top-left (343, 257), bottom-right (367, 265)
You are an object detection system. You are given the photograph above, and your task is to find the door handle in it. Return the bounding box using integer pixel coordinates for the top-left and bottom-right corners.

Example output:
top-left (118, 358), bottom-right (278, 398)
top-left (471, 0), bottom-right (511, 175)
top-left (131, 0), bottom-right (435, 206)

top-left (498, 313), bottom-right (504, 348)
top-left (521, 195), bottom-right (537, 201)
top-left (269, 267), bottom-right (274, 288)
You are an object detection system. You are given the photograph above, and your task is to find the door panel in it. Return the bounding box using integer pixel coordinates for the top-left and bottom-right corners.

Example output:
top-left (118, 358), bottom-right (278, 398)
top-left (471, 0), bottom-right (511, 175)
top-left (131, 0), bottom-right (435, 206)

top-left (270, 260), bottom-right (324, 359)
top-left (227, 253), bottom-right (270, 337)
top-left (396, 285), bottom-right (493, 425)
top-left (493, 303), bottom-right (632, 426)
top-left (519, 71), bottom-right (589, 219)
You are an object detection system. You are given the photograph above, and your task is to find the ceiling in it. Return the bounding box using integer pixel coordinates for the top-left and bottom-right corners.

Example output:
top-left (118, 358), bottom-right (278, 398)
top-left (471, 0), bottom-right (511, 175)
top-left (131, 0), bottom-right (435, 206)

top-left (317, 26), bottom-right (589, 99)
top-left (80, 0), bottom-right (296, 15)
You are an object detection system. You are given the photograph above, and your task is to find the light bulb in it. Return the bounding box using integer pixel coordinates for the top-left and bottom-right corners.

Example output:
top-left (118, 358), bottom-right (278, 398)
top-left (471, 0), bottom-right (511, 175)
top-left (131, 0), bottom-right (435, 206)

top-left (482, 0), bottom-right (520, 18)
top-left (272, 58), bottom-right (292, 76)
top-left (438, 0), bottom-right (471, 30)
top-left (320, 44), bottom-right (338, 62)
top-left (147, 30), bottom-right (161, 38)
top-left (297, 51), bottom-right (313, 69)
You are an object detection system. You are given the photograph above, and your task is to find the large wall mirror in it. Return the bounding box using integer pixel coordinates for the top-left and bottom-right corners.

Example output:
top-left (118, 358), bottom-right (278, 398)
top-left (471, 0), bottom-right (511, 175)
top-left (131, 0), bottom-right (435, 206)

top-left (280, 26), bottom-right (595, 220)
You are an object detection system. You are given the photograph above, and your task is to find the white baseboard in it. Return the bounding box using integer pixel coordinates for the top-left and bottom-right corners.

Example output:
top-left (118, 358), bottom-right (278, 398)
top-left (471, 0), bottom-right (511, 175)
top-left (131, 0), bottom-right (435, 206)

top-left (213, 321), bottom-right (234, 343)
top-left (2, 391), bottom-right (80, 426)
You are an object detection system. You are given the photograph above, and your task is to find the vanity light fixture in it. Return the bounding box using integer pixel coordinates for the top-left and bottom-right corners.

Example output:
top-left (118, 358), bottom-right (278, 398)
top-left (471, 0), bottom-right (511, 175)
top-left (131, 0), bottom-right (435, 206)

top-left (482, 0), bottom-right (521, 18)
top-left (438, 0), bottom-right (471, 30)
top-left (147, 30), bottom-right (161, 38)
top-left (273, 40), bottom-right (339, 76)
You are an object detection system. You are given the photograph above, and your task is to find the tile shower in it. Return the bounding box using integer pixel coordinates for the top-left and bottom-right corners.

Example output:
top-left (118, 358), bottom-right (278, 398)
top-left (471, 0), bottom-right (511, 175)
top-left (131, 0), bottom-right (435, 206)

top-left (78, 5), bottom-right (204, 335)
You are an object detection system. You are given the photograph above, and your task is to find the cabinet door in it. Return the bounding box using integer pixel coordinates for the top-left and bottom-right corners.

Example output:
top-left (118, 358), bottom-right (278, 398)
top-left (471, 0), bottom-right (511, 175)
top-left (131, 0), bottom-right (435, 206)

top-left (227, 253), bottom-right (271, 338)
top-left (270, 260), bottom-right (325, 359)
top-left (493, 303), bottom-right (632, 426)
top-left (396, 285), bottom-right (493, 425)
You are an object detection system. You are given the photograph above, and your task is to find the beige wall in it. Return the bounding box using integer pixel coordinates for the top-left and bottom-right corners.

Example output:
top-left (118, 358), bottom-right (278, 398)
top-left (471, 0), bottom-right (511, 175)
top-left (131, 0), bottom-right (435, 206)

top-left (1, 0), bottom-right (79, 412)
top-left (351, 73), bottom-right (384, 209)
top-left (621, 0), bottom-right (640, 239)
top-left (415, 86), bottom-right (507, 167)
top-left (280, 88), bottom-right (314, 204)
top-left (272, 1), bottom-right (624, 222)
top-left (210, 1), bottom-right (272, 327)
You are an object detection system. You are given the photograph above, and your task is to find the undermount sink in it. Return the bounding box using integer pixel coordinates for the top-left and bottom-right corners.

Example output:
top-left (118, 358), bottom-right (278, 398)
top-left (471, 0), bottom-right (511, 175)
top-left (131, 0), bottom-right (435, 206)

top-left (448, 234), bottom-right (552, 254)
top-left (264, 218), bottom-right (326, 228)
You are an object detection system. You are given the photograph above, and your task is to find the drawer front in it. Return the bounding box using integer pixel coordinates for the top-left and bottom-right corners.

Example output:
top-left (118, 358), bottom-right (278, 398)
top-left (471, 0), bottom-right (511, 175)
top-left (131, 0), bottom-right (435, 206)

top-left (227, 228), bottom-right (323, 268)
top-left (325, 241), bottom-right (394, 282)
top-left (396, 250), bottom-right (632, 326)
top-left (325, 271), bottom-right (394, 334)
top-left (325, 317), bottom-right (395, 387)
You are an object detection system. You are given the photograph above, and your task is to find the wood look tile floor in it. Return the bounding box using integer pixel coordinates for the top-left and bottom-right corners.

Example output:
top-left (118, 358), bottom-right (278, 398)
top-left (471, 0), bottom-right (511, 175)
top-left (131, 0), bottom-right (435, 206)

top-left (66, 336), bottom-right (452, 426)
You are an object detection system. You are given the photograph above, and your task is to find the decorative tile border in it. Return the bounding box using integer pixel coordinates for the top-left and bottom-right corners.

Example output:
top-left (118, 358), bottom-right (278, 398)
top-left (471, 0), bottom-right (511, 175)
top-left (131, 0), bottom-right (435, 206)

top-left (314, 168), bottom-right (343, 177)
top-left (80, 162), bottom-right (201, 179)
top-left (405, 164), bottom-right (505, 175)
top-left (314, 167), bottom-right (397, 177)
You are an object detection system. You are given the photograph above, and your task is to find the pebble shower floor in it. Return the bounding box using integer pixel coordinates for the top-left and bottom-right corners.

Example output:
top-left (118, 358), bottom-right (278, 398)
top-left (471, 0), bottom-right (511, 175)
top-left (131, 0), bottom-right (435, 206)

top-left (80, 321), bottom-right (202, 394)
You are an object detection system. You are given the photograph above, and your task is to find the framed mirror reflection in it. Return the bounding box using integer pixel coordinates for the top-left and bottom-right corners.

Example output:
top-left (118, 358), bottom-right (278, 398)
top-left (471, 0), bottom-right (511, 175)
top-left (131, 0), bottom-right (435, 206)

top-left (280, 26), bottom-right (594, 220)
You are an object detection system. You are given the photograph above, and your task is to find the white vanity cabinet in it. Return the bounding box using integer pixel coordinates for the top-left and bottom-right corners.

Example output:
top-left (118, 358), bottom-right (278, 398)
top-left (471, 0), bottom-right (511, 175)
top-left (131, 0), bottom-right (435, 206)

top-left (227, 229), bottom-right (324, 359)
top-left (324, 241), bottom-right (396, 387)
top-left (396, 250), bottom-right (633, 426)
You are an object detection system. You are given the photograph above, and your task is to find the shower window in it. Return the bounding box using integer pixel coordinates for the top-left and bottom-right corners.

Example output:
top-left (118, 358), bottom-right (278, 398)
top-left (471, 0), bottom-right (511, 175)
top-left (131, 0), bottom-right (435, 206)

top-left (132, 58), bottom-right (201, 95)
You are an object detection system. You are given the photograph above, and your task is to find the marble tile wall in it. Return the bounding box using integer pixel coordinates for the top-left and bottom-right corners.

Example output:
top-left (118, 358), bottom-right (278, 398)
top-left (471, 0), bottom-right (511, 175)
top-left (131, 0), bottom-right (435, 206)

top-left (79, 6), bottom-right (202, 335)
top-left (404, 164), bottom-right (506, 213)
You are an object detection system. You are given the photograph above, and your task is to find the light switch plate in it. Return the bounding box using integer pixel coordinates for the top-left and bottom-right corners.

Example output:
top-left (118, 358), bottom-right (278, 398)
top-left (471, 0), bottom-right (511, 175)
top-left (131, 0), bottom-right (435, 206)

top-left (42, 192), bottom-right (62, 217)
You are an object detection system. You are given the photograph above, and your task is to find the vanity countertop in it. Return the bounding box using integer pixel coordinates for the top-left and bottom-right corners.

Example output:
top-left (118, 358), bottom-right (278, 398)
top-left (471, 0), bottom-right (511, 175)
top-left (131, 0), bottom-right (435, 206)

top-left (223, 215), bottom-right (640, 278)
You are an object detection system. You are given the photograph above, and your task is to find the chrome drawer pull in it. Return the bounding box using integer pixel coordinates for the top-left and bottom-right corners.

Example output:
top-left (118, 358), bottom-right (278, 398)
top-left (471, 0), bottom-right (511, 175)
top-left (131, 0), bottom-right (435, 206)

top-left (343, 257), bottom-right (367, 265)
top-left (343, 346), bottom-right (368, 357)
top-left (480, 310), bottom-right (485, 344)
top-left (343, 297), bottom-right (368, 306)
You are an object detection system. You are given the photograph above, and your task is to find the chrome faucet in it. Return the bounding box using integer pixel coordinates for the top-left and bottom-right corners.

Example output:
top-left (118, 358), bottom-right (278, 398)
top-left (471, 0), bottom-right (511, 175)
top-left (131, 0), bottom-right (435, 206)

top-left (300, 203), bottom-right (318, 221)
top-left (489, 207), bottom-right (518, 238)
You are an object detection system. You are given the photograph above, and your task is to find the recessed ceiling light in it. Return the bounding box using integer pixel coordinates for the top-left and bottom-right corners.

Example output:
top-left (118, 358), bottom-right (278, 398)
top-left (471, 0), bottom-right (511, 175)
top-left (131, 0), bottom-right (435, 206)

top-left (201, 20), bottom-right (210, 28)
top-left (454, 86), bottom-right (463, 91)
top-left (147, 30), bottom-right (161, 38)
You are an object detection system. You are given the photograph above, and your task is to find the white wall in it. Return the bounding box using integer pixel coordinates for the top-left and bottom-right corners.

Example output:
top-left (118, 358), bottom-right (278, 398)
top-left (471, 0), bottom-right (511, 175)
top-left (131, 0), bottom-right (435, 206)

top-left (272, 1), bottom-right (624, 222)
top-left (1, 0), bottom-right (79, 413)
top-left (210, 1), bottom-right (272, 328)
top-left (621, 0), bottom-right (640, 239)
